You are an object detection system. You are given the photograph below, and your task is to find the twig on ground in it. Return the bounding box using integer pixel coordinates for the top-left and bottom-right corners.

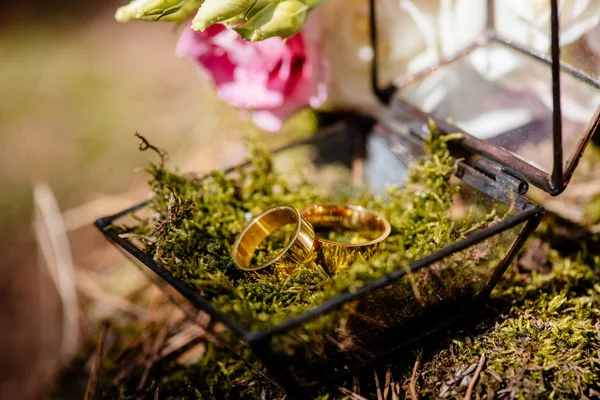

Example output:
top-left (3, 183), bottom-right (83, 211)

top-left (160, 324), bottom-right (205, 358)
top-left (84, 322), bottom-right (110, 400)
top-left (410, 351), bottom-right (423, 400)
top-left (383, 369), bottom-right (391, 400)
top-left (352, 376), bottom-right (360, 396)
top-left (374, 370), bottom-right (383, 400)
top-left (338, 386), bottom-right (368, 400)
top-left (33, 182), bottom-right (80, 364)
top-left (113, 355), bottom-right (143, 387)
top-left (137, 328), bottom-right (168, 390)
top-left (392, 382), bottom-right (401, 400)
top-left (154, 387), bottom-right (160, 400)
top-left (115, 331), bottom-right (150, 364)
top-left (135, 132), bottom-right (168, 167)
top-left (464, 353), bottom-right (486, 400)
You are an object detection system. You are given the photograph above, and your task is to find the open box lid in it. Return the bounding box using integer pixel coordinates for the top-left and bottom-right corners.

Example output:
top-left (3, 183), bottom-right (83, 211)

top-left (368, 0), bottom-right (600, 196)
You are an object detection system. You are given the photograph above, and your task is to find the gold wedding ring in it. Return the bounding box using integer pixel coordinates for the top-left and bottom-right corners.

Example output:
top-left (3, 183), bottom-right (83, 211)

top-left (301, 204), bottom-right (391, 273)
top-left (232, 205), bottom-right (315, 271)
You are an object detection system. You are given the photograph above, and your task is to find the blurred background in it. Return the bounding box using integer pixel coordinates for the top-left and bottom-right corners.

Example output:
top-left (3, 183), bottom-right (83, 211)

top-left (2, 1), bottom-right (600, 398)
top-left (0, 2), bottom-right (281, 398)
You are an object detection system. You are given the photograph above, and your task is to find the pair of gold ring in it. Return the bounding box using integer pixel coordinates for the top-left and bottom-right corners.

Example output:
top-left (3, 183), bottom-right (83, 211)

top-left (231, 204), bottom-right (391, 273)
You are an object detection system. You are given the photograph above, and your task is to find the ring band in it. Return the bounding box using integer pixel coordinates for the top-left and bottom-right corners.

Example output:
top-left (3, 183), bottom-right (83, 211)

top-left (301, 204), bottom-right (391, 273)
top-left (232, 205), bottom-right (315, 271)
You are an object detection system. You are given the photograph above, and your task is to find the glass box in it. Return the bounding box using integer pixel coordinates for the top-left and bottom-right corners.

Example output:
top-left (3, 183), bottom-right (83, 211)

top-left (95, 0), bottom-right (600, 395)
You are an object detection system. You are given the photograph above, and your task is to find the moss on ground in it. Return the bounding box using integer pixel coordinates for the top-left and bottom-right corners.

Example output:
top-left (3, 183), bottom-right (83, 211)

top-left (413, 233), bottom-right (600, 399)
top-left (59, 131), bottom-right (600, 399)
top-left (113, 123), bottom-right (490, 334)
top-left (57, 219), bottom-right (600, 399)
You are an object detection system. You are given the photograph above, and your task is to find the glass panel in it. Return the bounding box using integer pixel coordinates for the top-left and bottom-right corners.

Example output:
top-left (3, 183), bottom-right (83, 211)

top-left (495, 0), bottom-right (600, 80)
top-left (269, 219), bottom-right (527, 387)
top-left (321, 0), bottom-right (486, 109)
top-left (396, 41), bottom-right (600, 174)
top-left (115, 241), bottom-right (255, 363)
top-left (103, 122), bottom-right (537, 388)
top-left (365, 133), bottom-right (411, 194)
top-left (379, 0), bottom-right (487, 76)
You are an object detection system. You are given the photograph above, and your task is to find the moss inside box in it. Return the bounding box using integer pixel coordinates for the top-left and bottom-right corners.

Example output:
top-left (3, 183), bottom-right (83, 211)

top-left (109, 123), bottom-right (515, 382)
top-left (57, 130), bottom-right (600, 400)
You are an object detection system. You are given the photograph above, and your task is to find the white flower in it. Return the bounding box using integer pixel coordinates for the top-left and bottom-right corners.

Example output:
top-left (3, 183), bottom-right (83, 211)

top-left (397, 0), bottom-right (485, 74)
top-left (400, 0), bottom-right (600, 169)
top-left (317, 0), bottom-right (485, 111)
top-left (319, 0), bottom-right (600, 113)
top-left (496, 0), bottom-right (600, 51)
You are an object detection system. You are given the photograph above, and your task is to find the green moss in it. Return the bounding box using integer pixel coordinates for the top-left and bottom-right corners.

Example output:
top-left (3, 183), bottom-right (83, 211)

top-left (89, 124), bottom-right (528, 399)
top-left (115, 123), bottom-right (500, 334)
top-left (413, 244), bottom-right (600, 399)
top-left (53, 137), bottom-right (600, 399)
top-left (584, 193), bottom-right (600, 225)
top-left (73, 234), bottom-right (599, 400)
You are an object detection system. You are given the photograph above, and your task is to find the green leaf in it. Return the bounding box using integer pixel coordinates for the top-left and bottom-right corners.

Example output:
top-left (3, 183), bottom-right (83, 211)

top-left (191, 0), bottom-right (256, 31)
top-left (234, 0), bottom-right (307, 42)
top-left (114, 0), bottom-right (203, 22)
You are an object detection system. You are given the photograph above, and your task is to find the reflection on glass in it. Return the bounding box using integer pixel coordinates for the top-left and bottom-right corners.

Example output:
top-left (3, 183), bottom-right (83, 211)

top-left (270, 219), bottom-right (527, 386)
top-left (365, 135), bottom-right (410, 194)
top-left (396, 42), bottom-right (600, 173)
top-left (495, 0), bottom-right (600, 79)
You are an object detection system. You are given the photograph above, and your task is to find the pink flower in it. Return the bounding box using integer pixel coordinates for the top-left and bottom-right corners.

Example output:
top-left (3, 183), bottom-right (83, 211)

top-left (176, 19), bottom-right (328, 132)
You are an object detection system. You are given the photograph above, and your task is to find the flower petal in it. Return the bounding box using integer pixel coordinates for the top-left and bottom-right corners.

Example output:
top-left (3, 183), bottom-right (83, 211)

top-left (218, 68), bottom-right (284, 109)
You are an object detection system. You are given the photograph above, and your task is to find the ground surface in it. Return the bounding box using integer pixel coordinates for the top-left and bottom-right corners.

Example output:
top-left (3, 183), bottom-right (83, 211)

top-left (3, 3), bottom-right (600, 399)
top-left (0, 5), bottom-right (251, 398)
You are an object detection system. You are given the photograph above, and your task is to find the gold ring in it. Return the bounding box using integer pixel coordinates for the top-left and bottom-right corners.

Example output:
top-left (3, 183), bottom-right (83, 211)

top-left (300, 204), bottom-right (391, 273)
top-left (232, 205), bottom-right (315, 271)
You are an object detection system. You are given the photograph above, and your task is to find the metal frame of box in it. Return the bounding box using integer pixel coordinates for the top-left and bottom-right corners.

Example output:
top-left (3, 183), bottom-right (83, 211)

top-left (369, 0), bottom-right (600, 195)
top-left (94, 0), bottom-right (600, 395)
top-left (95, 120), bottom-right (543, 393)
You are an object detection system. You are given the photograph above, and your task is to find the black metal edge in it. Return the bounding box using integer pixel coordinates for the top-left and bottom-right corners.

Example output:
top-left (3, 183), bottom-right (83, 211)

top-left (96, 220), bottom-right (290, 390)
top-left (92, 119), bottom-right (370, 337)
top-left (550, 0), bottom-right (564, 193)
top-left (244, 205), bottom-right (540, 343)
top-left (368, 0), bottom-right (394, 105)
top-left (372, 117), bottom-right (532, 208)
top-left (94, 201), bottom-right (148, 228)
top-left (456, 162), bottom-right (531, 210)
top-left (251, 202), bottom-right (542, 393)
top-left (369, 0), bottom-right (600, 197)
top-left (93, 119), bottom-right (364, 229)
top-left (476, 204), bottom-right (544, 301)
top-left (95, 219), bottom-right (251, 338)
top-left (389, 99), bottom-right (553, 188)
top-left (93, 120), bottom-right (537, 341)
top-left (288, 301), bottom-right (487, 393)
top-left (249, 208), bottom-right (542, 394)
top-left (220, 119), bottom-right (366, 175)
top-left (491, 35), bottom-right (600, 90)
top-left (255, 208), bottom-right (545, 394)
top-left (93, 117), bottom-right (540, 393)
top-left (490, 34), bottom-right (600, 194)
top-left (264, 304), bottom-right (478, 394)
